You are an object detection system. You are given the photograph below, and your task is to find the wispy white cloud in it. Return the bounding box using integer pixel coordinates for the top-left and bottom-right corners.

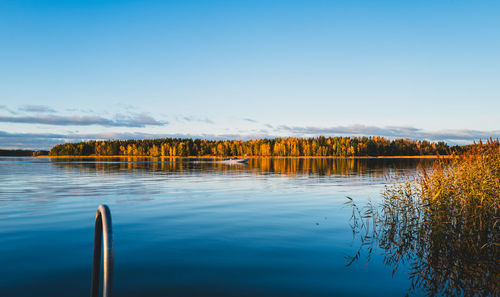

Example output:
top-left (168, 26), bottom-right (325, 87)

top-left (175, 115), bottom-right (214, 124)
top-left (274, 124), bottom-right (500, 142)
top-left (0, 105), bottom-right (18, 115)
top-left (0, 112), bottom-right (166, 128)
top-left (18, 105), bottom-right (56, 113)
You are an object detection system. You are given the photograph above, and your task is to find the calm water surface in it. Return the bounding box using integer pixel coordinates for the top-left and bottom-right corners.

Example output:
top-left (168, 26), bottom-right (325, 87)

top-left (0, 157), bottom-right (433, 297)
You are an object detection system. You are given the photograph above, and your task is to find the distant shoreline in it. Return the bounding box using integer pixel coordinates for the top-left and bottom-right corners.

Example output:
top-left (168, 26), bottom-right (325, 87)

top-left (37, 155), bottom-right (452, 159)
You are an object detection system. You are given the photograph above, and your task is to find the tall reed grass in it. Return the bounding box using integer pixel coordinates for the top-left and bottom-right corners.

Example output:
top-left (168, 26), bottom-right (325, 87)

top-left (347, 140), bottom-right (499, 297)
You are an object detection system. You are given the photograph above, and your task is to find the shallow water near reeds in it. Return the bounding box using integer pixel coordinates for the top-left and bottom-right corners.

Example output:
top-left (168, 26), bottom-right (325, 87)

top-left (0, 157), bottom-right (435, 297)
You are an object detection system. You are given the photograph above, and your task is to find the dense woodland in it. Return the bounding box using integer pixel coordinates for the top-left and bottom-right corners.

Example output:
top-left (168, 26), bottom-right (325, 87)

top-left (48, 137), bottom-right (455, 157)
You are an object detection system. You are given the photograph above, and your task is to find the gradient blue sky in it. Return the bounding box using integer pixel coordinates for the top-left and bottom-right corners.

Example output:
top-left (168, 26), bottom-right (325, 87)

top-left (1, 0), bottom-right (499, 149)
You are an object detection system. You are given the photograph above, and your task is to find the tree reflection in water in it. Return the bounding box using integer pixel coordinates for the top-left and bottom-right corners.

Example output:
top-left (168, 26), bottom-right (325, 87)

top-left (49, 157), bottom-right (433, 177)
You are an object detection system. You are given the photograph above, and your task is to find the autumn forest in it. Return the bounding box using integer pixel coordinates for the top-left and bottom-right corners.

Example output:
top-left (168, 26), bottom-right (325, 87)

top-left (48, 136), bottom-right (455, 157)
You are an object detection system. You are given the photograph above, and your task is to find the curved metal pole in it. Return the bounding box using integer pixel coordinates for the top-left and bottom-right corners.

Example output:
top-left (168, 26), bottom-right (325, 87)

top-left (91, 205), bottom-right (114, 297)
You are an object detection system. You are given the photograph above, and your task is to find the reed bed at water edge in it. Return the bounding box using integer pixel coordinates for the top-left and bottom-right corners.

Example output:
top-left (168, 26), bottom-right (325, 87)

top-left (346, 139), bottom-right (499, 297)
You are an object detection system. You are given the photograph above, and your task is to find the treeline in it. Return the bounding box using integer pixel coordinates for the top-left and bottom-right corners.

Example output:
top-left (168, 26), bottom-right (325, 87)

top-left (49, 136), bottom-right (454, 157)
top-left (0, 149), bottom-right (48, 156)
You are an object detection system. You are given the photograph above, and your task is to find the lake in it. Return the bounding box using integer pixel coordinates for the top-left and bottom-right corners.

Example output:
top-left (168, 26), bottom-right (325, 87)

top-left (0, 157), bottom-right (434, 297)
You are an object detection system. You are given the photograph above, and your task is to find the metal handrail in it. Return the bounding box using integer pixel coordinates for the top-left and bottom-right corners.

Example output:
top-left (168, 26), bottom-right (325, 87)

top-left (91, 205), bottom-right (114, 297)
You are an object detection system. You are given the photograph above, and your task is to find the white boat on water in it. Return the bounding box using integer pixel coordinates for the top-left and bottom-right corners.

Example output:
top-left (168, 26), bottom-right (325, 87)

top-left (219, 158), bottom-right (249, 164)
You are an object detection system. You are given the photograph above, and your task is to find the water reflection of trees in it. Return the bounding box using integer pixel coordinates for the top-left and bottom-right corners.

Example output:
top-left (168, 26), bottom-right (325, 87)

top-left (49, 157), bottom-right (435, 178)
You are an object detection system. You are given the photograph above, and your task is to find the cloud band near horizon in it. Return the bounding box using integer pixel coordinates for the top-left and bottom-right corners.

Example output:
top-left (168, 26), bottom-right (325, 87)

top-left (0, 125), bottom-right (498, 150)
top-left (275, 124), bottom-right (500, 142)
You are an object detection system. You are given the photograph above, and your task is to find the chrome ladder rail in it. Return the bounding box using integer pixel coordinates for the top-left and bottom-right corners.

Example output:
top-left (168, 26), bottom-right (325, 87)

top-left (91, 205), bottom-right (114, 297)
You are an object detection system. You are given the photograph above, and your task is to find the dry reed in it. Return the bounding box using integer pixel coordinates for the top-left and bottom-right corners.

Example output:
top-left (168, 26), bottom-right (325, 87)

top-left (346, 140), bottom-right (499, 297)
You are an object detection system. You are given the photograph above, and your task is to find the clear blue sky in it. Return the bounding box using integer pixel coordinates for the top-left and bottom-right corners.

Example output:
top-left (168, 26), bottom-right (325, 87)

top-left (0, 0), bottom-right (499, 149)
